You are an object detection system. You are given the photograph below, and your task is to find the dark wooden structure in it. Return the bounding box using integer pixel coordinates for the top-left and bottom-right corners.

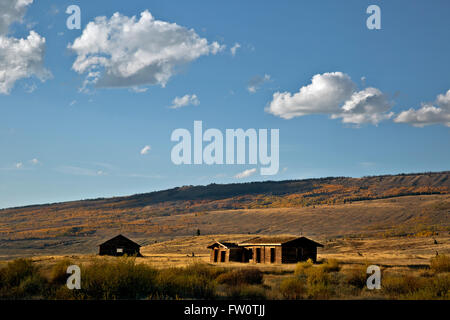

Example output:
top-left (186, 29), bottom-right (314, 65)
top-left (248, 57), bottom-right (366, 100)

top-left (207, 236), bottom-right (323, 264)
top-left (98, 234), bottom-right (142, 257)
top-left (207, 241), bottom-right (243, 263)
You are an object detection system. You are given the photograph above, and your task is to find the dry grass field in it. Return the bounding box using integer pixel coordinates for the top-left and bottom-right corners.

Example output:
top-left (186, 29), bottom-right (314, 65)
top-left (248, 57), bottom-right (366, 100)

top-left (1, 194), bottom-right (449, 260)
top-left (1, 233), bottom-right (448, 300)
top-left (3, 232), bottom-right (448, 273)
top-left (0, 173), bottom-right (448, 299)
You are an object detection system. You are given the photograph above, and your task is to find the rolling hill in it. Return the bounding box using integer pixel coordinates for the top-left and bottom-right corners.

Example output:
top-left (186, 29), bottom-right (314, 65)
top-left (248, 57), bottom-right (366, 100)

top-left (0, 171), bottom-right (449, 259)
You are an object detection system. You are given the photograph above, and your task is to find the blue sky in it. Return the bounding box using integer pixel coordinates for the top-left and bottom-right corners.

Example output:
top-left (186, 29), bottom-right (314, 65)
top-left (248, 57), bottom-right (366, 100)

top-left (0, 0), bottom-right (449, 208)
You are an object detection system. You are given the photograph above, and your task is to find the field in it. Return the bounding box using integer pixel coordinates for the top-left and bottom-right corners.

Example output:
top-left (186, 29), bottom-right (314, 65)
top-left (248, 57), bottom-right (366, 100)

top-left (0, 172), bottom-right (449, 299)
top-left (1, 194), bottom-right (449, 259)
top-left (0, 234), bottom-right (449, 300)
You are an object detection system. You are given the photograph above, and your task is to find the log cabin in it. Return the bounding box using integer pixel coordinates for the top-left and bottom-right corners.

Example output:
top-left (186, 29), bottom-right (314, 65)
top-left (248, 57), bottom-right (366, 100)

top-left (207, 236), bottom-right (323, 264)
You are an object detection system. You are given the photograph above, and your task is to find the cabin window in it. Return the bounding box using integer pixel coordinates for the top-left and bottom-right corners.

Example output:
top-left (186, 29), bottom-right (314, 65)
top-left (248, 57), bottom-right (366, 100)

top-left (116, 248), bottom-right (123, 253)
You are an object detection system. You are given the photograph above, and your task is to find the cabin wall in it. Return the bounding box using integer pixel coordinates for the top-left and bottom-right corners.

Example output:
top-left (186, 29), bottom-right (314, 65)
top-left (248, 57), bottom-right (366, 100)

top-left (245, 246), bottom-right (281, 264)
top-left (99, 244), bottom-right (140, 256)
top-left (210, 247), bottom-right (230, 263)
top-left (281, 245), bottom-right (318, 263)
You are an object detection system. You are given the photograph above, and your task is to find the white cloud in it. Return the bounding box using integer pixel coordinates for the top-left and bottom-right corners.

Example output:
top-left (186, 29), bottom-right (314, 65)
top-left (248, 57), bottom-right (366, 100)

top-left (68, 10), bottom-right (224, 91)
top-left (15, 162), bottom-right (23, 169)
top-left (140, 145), bottom-right (151, 155)
top-left (0, 0), bottom-right (33, 35)
top-left (234, 168), bottom-right (257, 179)
top-left (266, 72), bottom-right (393, 125)
top-left (0, 1), bottom-right (50, 95)
top-left (331, 87), bottom-right (393, 125)
top-left (230, 42), bottom-right (241, 56)
top-left (247, 74), bottom-right (270, 93)
top-left (394, 89), bottom-right (450, 127)
top-left (169, 94), bottom-right (200, 109)
top-left (30, 158), bottom-right (39, 165)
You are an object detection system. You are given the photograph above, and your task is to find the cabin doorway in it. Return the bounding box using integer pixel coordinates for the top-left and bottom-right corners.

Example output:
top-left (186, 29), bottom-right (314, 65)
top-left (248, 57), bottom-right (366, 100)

top-left (255, 248), bottom-right (261, 263)
top-left (213, 249), bottom-right (218, 262)
top-left (220, 251), bottom-right (226, 262)
top-left (270, 248), bottom-right (275, 263)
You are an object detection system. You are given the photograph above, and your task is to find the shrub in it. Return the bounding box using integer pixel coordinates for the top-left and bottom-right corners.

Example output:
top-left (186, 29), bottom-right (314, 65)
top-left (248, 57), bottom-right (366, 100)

top-left (305, 267), bottom-right (330, 286)
top-left (321, 259), bottom-right (341, 273)
top-left (0, 258), bottom-right (48, 299)
top-left (382, 275), bottom-right (423, 297)
top-left (306, 281), bottom-right (334, 299)
top-left (302, 266), bottom-right (334, 299)
top-left (407, 273), bottom-right (450, 300)
top-left (216, 268), bottom-right (263, 286)
top-left (0, 259), bottom-right (37, 288)
top-left (80, 257), bottom-right (158, 299)
top-left (294, 259), bottom-right (313, 276)
top-left (156, 264), bottom-right (218, 299)
top-left (279, 277), bottom-right (306, 299)
top-left (18, 273), bottom-right (48, 298)
top-left (430, 254), bottom-right (450, 273)
top-left (225, 285), bottom-right (266, 300)
top-left (345, 265), bottom-right (368, 289)
top-left (50, 258), bottom-right (74, 285)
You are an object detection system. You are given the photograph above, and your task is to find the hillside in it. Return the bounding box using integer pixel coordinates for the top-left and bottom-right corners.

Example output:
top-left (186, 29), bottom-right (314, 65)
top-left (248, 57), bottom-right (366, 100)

top-left (0, 171), bottom-right (449, 259)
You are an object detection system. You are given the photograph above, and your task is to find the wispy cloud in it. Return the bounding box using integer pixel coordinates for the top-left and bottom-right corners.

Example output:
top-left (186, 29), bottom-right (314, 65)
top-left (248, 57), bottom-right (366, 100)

top-left (234, 168), bottom-right (257, 179)
top-left (56, 165), bottom-right (104, 176)
top-left (140, 145), bottom-right (151, 155)
top-left (247, 74), bottom-right (270, 93)
top-left (230, 42), bottom-right (241, 56)
top-left (169, 94), bottom-right (200, 109)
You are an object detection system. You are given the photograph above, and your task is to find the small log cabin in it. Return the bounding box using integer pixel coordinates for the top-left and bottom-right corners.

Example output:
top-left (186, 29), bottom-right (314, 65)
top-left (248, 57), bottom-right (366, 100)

top-left (207, 236), bottom-right (323, 264)
top-left (98, 234), bottom-right (142, 257)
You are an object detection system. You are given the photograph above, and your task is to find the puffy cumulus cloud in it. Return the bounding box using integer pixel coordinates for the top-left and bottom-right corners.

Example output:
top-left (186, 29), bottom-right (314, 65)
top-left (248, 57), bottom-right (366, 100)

top-left (266, 72), bottom-right (393, 125)
top-left (0, 0), bottom-right (33, 35)
top-left (0, 1), bottom-right (50, 94)
top-left (169, 94), bottom-right (199, 109)
top-left (0, 31), bottom-right (50, 94)
top-left (247, 74), bottom-right (270, 93)
top-left (266, 72), bottom-right (355, 118)
top-left (68, 10), bottom-right (224, 91)
top-left (234, 168), bottom-right (257, 179)
top-left (332, 87), bottom-right (393, 125)
top-left (394, 90), bottom-right (450, 127)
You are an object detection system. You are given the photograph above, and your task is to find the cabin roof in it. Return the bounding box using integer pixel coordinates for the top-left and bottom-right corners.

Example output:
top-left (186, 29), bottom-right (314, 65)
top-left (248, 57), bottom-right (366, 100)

top-left (207, 241), bottom-right (239, 249)
top-left (238, 236), bottom-right (323, 247)
top-left (98, 234), bottom-right (141, 247)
